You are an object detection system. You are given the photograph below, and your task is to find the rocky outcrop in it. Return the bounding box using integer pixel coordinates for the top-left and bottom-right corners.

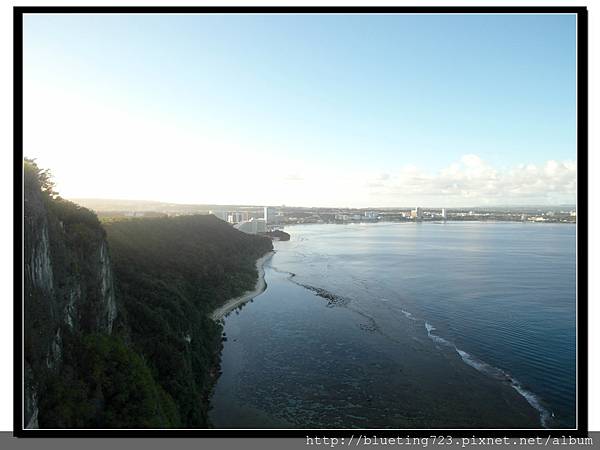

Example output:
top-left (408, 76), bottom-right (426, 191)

top-left (29, 224), bottom-right (54, 294)
top-left (259, 229), bottom-right (291, 241)
top-left (24, 166), bottom-right (118, 428)
top-left (99, 241), bottom-right (118, 333)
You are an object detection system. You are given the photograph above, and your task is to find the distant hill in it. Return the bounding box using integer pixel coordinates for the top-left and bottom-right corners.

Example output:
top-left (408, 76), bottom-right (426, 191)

top-left (71, 198), bottom-right (269, 215)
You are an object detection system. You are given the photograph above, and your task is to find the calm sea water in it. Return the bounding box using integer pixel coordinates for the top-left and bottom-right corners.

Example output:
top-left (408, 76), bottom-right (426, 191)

top-left (210, 222), bottom-right (576, 429)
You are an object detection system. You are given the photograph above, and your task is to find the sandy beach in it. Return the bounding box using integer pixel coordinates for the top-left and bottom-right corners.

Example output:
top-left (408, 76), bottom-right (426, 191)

top-left (211, 251), bottom-right (275, 321)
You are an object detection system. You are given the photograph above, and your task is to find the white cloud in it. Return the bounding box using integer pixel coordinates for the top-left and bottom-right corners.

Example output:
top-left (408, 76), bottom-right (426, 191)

top-left (364, 155), bottom-right (576, 206)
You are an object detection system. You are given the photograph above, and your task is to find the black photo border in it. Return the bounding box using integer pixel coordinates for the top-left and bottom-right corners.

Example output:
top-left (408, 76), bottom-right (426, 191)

top-left (13, 5), bottom-right (589, 439)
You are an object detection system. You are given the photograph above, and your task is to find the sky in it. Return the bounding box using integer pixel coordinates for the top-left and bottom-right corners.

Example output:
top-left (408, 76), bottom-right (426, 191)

top-left (23, 13), bottom-right (577, 207)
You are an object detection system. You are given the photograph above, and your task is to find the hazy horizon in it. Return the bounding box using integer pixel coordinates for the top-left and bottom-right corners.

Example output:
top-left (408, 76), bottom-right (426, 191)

top-left (67, 195), bottom-right (576, 211)
top-left (24, 14), bottom-right (577, 208)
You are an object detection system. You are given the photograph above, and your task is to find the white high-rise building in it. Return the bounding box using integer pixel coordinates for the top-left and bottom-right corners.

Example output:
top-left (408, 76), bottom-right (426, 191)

top-left (256, 218), bottom-right (267, 233)
top-left (235, 219), bottom-right (257, 234)
top-left (263, 206), bottom-right (275, 224)
top-left (235, 217), bottom-right (267, 235)
top-left (226, 211), bottom-right (248, 224)
top-left (411, 207), bottom-right (422, 220)
top-left (441, 208), bottom-right (447, 219)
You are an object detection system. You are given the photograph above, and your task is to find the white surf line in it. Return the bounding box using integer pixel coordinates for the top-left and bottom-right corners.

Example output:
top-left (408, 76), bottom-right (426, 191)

top-left (421, 318), bottom-right (552, 428)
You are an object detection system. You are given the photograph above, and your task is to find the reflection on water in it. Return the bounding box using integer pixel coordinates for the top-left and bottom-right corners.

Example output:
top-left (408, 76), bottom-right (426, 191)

top-left (209, 222), bottom-right (575, 429)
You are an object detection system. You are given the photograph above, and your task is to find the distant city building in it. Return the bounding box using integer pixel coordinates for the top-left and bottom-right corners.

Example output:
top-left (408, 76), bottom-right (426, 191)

top-left (411, 207), bottom-right (423, 220)
top-left (235, 218), bottom-right (257, 234)
top-left (256, 218), bottom-right (267, 233)
top-left (570, 210), bottom-right (577, 217)
top-left (264, 206), bottom-right (276, 224)
top-left (335, 214), bottom-right (350, 221)
top-left (234, 217), bottom-right (267, 235)
top-left (364, 211), bottom-right (378, 220)
top-left (227, 211), bottom-right (248, 224)
top-left (441, 208), bottom-right (447, 219)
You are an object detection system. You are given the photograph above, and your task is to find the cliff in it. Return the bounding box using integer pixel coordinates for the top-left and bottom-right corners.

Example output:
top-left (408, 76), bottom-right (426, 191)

top-left (24, 162), bottom-right (118, 428)
top-left (23, 160), bottom-right (273, 428)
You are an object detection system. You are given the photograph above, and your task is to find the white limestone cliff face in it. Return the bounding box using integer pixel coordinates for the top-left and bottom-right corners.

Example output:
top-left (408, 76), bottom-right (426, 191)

top-left (30, 224), bottom-right (54, 294)
top-left (24, 180), bottom-right (119, 429)
top-left (63, 284), bottom-right (80, 330)
top-left (59, 241), bottom-right (116, 334)
top-left (99, 241), bottom-right (117, 334)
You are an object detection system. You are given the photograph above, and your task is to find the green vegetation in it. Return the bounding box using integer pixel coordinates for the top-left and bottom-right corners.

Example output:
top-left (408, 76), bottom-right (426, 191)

top-left (104, 214), bottom-right (272, 426)
top-left (40, 333), bottom-right (180, 428)
top-left (24, 159), bottom-right (273, 428)
top-left (25, 158), bottom-right (103, 246)
top-left (25, 157), bottom-right (57, 198)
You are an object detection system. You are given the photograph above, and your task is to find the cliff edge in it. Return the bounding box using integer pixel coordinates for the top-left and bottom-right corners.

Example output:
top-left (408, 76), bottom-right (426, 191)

top-left (24, 161), bottom-right (118, 427)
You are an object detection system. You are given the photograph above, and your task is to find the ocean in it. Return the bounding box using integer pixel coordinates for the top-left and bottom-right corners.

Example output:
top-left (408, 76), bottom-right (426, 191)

top-left (209, 222), bottom-right (576, 429)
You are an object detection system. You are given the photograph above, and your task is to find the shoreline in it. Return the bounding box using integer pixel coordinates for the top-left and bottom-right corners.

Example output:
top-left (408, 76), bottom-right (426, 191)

top-left (282, 220), bottom-right (575, 227)
top-left (211, 251), bottom-right (275, 321)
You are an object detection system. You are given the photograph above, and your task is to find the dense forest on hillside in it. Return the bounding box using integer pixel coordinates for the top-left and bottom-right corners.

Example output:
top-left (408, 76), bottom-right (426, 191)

top-left (103, 215), bottom-right (272, 426)
top-left (25, 159), bottom-right (177, 428)
top-left (24, 159), bottom-right (273, 428)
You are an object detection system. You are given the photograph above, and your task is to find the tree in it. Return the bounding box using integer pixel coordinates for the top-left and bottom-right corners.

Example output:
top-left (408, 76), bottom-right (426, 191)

top-left (24, 157), bottom-right (58, 198)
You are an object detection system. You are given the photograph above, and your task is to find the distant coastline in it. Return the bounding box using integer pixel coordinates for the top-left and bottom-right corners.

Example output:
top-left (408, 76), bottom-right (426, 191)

top-left (282, 219), bottom-right (576, 227)
top-left (211, 251), bottom-right (275, 321)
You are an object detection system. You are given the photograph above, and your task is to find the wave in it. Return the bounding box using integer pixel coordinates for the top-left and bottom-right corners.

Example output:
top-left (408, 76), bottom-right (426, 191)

top-left (421, 317), bottom-right (552, 428)
top-left (400, 309), bottom-right (418, 321)
top-left (277, 274), bottom-right (554, 428)
top-left (511, 382), bottom-right (553, 428)
top-left (425, 322), bottom-right (454, 348)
